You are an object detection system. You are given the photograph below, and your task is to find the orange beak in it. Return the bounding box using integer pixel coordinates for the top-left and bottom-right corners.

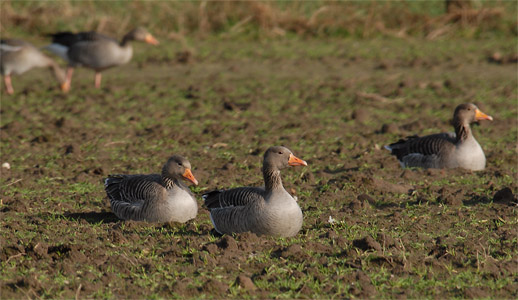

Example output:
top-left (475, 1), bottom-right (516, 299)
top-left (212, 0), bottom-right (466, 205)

top-left (288, 153), bottom-right (308, 167)
top-left (144, 34), bottom-right (159, 45)
top-left (475, 108), bottom-right (493, 121)
top-left (182, 169), bottom-right (198, 185)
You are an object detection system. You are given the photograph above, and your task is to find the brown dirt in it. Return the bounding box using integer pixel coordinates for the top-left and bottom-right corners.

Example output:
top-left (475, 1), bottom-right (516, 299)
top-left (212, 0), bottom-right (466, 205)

top-left (1, 38), bottom-right (517, 298)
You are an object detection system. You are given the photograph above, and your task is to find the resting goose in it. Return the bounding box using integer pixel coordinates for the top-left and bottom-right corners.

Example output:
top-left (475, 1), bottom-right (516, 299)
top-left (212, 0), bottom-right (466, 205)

top-left (45, 27), bottom-right (159, 92)
top-left (203, 146), bottom-right (307, 237)
top-left (1, 39), bottom-right (65, 94)
top-left (385, 103), bottom-right (493, 170)
top-left (104, 156), bottom-right (198, 223)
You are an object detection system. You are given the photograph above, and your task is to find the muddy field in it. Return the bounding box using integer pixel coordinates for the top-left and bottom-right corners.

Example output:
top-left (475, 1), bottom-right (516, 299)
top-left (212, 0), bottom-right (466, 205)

top-left (1, 37), bottom-right (517, 298)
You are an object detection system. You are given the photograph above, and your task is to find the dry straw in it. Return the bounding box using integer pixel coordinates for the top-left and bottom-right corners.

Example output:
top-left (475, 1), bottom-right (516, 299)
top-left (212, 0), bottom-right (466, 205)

top-left (0, 0), bottom-right (513, 41)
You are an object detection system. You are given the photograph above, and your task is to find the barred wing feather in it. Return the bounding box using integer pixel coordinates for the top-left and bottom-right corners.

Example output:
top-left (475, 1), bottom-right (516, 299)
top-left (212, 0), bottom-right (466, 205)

top-left (388, 133), bottom-right (456, 160)
top-left (105, 174), bottom-right (163, 204)
top-left (203, 187), bottom-right (265, 209)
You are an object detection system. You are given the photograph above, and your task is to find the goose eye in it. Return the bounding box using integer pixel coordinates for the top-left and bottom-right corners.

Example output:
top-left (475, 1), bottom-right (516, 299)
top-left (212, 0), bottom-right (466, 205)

top-left (177, 162), bottom-right (182, 167)
top-left (278, 151), bottom-right (283, 154)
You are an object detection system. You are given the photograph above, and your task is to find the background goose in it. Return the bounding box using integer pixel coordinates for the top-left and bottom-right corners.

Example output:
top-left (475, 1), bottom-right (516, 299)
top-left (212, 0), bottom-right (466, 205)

top-left (385, 103), bottom-right (493, 170)
top-left (45, 27), bottom-right (159, 92)
top-left (1, 39), bottom-right (65, 94)
top-left (203, 146), bottom-right (307, 237)
top-left (104, 155), bottom-right (198, 223)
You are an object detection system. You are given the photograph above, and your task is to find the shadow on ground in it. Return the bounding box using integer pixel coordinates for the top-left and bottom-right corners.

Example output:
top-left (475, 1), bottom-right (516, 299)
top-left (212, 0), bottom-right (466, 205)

top-left (64, 211), bottom-right (120, 224)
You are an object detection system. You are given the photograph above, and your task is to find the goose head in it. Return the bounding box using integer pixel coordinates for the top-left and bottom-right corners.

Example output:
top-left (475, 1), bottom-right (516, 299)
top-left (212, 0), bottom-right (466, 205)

top-left (454, 103), bottom-right (493, 125)
top-left (162, 155), bottom-right (198, 185)
top-left (126, 27), bottom-right (159, 45)
top-left (263, 146), bottom-right (307, 171)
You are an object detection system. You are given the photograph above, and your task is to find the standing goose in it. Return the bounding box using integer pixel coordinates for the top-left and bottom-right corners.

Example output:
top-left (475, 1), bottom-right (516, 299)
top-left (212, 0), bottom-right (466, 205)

top-left (45, 27), bottom-right (159, 92)
top-left (1, 39), bottom-right (65, 94)
top-left (104, 156), bottom-right (198, 223)
top-left (203, 146), bottom-right (308, 237)
top-left (385, 103), bottom-right (493, 170)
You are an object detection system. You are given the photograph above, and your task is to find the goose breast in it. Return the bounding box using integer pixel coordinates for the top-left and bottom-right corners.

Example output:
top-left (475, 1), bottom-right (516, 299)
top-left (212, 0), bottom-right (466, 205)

top-left (163, 188), bottom-right (198, 223)
top-left (452, 138), bottom-right (486, 170)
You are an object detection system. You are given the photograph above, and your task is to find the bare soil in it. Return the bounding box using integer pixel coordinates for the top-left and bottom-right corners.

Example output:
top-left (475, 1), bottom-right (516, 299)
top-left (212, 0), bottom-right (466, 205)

top-left (1, 39), bottom-right (517, 298)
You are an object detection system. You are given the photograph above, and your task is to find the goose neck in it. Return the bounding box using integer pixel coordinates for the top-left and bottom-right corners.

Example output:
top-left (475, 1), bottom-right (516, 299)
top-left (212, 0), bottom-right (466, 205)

top-left (263, 165), bottom-right (283, 191)
top-left (120, 34), bottom-right (133, 47)
top-left (454, 120), bottom-right (472, 142)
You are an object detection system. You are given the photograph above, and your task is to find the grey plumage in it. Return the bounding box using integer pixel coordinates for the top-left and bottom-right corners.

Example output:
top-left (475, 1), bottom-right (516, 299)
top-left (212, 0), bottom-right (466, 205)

top-left (385, 103), bottom-right (493, 170)
top-left (203, 187), bottom-right (264, 209)
top-left (1, 39), bottom-right (65, 94)
top-left (104, 155), bottom-right (198, 223)
top-left (203, 146), bottom-right (308, 237)
top-left (47, 31), bottom-right (115, 48)
top-left (45, 27), bottom-right (158, 91)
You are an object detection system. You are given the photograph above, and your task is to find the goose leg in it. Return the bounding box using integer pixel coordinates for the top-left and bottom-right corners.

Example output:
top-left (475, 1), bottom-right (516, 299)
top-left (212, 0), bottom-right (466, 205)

top-left (94, 72), bottom-right (102, 89)
top-left (4, 75), bottom-right (14, 95)
top-left (61, 67), bottom-right (74, 93)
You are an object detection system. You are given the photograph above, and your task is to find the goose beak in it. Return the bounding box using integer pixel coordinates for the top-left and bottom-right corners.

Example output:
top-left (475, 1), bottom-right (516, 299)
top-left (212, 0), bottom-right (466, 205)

top-left (475, 109), bottom-right (493, 121)
top-left (145, 34), bottom-right (159, 45)
top-left (288, 154), bottom-right (308, 167)
top-left (182, 169), bottom-right (198, 185)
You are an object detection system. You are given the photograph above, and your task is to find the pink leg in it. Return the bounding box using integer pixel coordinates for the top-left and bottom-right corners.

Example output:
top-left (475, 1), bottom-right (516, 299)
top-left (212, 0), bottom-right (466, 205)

top-left (4, 75), bottom-right (14, 95)
top-left (61, 67), bottom-right (74, 92)
top-left (94, 72), bottom-right (102, 89)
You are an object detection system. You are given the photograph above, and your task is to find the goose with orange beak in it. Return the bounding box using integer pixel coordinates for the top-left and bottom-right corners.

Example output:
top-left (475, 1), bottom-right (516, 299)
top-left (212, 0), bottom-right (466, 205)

top-left (45, 27), bottom-right (159, 92)
top-left (104, 155), bottom-right (198, 223)
top-left (203, 146), bottom-right (308, 237)
top-left (385, 103), bottom-right (493, 170)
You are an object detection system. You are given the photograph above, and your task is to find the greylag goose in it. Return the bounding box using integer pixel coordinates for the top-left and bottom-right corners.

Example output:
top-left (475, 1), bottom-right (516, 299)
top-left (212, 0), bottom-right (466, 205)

top-left (203, 146), bottom-right (307, 237)
top-left (104, 155), bottom-right (198, 223)
top-left (385, 103), bottom-right (493, 170)
top-left (45, 27), bottom-right (159, 92)
top-left (1, 39), bottom-right (65, 94)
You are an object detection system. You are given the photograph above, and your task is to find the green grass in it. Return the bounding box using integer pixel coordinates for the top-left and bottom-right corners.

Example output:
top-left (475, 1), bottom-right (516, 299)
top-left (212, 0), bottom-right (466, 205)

top-left (1, 20), bottom-right (517, 299)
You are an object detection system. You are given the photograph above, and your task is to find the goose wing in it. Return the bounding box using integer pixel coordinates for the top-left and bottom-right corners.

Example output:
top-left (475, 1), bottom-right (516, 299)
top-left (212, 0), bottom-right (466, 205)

top-left (203, 187), bottom-right (265, 210)
top-left (104, 174), bottom-right (164, 204)
top-left (48, 31), bottom-right (115, 47)
top-left (386, 133), bottom-right (456, 168)
top-left (45, 31), bottom-right (118, 63)
top-left (104, 174), bottom-right (166, 221)
top-left (386, 133), bottom-right (455, 159)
